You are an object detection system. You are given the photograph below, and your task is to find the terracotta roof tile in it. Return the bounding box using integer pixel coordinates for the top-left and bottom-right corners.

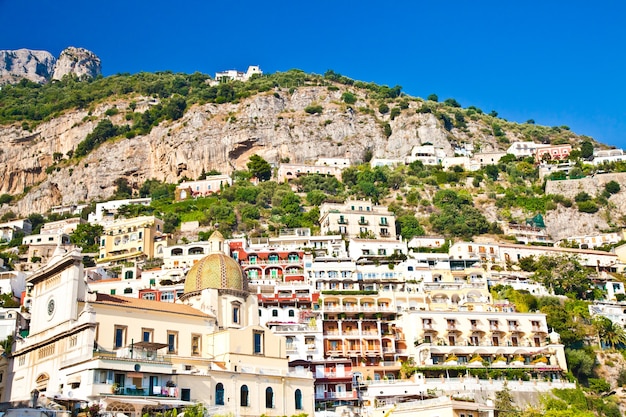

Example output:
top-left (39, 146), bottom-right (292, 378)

top-left (93, 293), bottom-right (211, 318)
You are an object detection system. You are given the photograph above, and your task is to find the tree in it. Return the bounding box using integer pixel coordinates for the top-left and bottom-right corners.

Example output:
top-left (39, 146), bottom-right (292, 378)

top-left (164, 95), bottom-right (187, 120)
top-left (484, 164), bottom-right (499, 181)
top-left (113, 178), bottom-right (133, 199)
top-left (247, 154), bottom-right (272, 181)
top-left (594, 316), bottom-right (626, 349)
top-left (443, 98), bottom-right (461, 107)
top-left (580, 140), bottom-right (594, 159)
top-left (532, 255), bottom-right (596, 300)
top-left (494, 382), bottom-right (518, 417)
top-left (396, 215), bottom-right (425, 240)
top-left (70, 223), bottom-right (104, 253)
top-left (426, 94), bottom-right (438, 102)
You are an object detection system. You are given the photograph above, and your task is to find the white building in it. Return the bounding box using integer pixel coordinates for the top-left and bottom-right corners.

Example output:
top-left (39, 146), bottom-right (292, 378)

top-left (276, 163), bottom-right (344, 183)
top-left (592, 149), bottom-right (626, 165)
top-left (0, 219), bottom-right (32, 243)
top-left (175, 175), bottom-right (232, 200)
top-left (88, 198), bottom-right (152, 224)
top-left (212, 65), bottom-right (262, 84)
top-left (407, 145), bottom-right (447, 165)
top-left (441, 156), bottom-right (480, 171)
top-left (473, 151), bottom-right (507, 167)
top-left (347, 238), bottom-right (407, 261)
top-left (315, 157), bottom-right (352, 167)
top-left (319, 199), bottom-right (397, 239)
top-left (506, 142), bottom-right (549, 159)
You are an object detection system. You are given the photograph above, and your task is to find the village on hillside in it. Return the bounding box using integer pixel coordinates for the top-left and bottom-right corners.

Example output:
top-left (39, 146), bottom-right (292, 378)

top-left (1, 135), bottom-right (626, 417)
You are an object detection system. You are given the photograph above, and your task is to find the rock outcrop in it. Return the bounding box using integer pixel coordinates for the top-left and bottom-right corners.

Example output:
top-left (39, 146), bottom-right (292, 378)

top-left (52, 47), bottom-right (101, 81)
top-left (0, 49), bottom-right (56, 84)
top-left (0, 47), bottom-right (101, 85)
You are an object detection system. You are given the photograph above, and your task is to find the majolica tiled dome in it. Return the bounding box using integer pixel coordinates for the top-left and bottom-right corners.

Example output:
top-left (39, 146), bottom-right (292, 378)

top-left (182, 231), bottom-right (247, 295)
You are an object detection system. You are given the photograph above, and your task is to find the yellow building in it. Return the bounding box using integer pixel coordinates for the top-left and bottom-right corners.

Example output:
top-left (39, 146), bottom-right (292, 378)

top-left (98, 216), bottom-right (168, 264)
top-left (8, 233), bottom-right (314, 417)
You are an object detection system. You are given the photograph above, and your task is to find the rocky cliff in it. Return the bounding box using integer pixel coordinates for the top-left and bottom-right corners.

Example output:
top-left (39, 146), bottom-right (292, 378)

top-left (0, 86), bottom-right (514, 215)
top-left (0, 49), bottom-right (56, 84)
top-left (52, 47), bottom-right (101, 81)
top-left (0, 47), bottom-right (101, 85)
top-left (0, 70), bottom-right (614, 242)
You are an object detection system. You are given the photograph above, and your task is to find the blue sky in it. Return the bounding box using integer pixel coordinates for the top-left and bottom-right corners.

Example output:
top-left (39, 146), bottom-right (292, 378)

top-left (3, 0), bottom-right (625, 148)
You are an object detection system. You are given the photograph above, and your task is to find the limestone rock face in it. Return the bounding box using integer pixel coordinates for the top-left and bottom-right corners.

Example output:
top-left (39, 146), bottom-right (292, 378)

top-left (52, 47), bottom-right (101, 80)
top-left (0, 49), bottom-right (56, 84)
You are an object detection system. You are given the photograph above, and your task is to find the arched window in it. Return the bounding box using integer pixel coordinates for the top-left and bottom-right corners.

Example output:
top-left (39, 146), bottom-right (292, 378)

top-left (215, 383), bottom-right (224, 405)
top-left (240, 385), bottom-right (249, 407)
top-left (265, 387), bottom-right (274, 408)
top-left (295, 389), bottom-right (302, 410)
top-left (124, 288), bottom-right (133, 294)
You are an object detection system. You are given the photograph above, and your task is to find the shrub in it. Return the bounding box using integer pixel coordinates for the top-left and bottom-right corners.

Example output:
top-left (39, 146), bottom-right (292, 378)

top-left (577, 201), bottom-right (599, 213)
top-left (382, 123), bottom-right (392, 138)
top-left (378, 103), bottom-right (389, 114)
top-left (304, 105), bottom-right (323, 114)
top-left (341, 92), bottom-right (356, 104)
top-left (605, 180), bottom-right (620, 194)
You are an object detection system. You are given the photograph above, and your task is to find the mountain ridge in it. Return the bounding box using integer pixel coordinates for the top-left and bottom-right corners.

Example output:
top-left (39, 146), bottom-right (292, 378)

top-left (0, 66), bottom-right (618, 241)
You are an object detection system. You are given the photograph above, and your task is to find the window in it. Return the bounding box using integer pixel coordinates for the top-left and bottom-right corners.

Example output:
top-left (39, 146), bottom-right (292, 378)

top-left (167, 332), bottom-right (178, 354)
top-left (288, 310), bottom-right (295, 317)
top-left (192, 334), bottom-right (201, 355)
top-left (233, 306), bottom-right (240, 324)
top-left (124, 288), bottom-right (133, 294)
top-left (142, 328), bottom-right (153, 342)
top-left (272, 309), bottom-right (278, 317)
top-left (215, 383), bottom-right (225, 405)
top-left (254, 331), bottom-right (264, 354)
top-left (240, 385), bottom-right (249, 406)
top-left (124, 270), bottom-right (134, 279)
top-left (110, 289), bottom-right (116, 295)
top-left (295, 389), bottom-right (302, 410)
top-left (114, 326), bottom-right (126, 349)
top-left (265, 387), bottom-right (274, 408)
top-left (142, 292), bottom-right (156, 300)
top-left (378, 249), bottom-right (386, 255)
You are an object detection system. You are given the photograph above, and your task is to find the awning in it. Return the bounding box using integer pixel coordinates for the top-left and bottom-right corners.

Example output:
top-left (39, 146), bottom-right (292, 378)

top-left (156, 399), bottom-right (195, 407)
top-left (67, 375), bottom-right (81, 384)
top-left (46, 393), bottom-right (88, 403)
top-left (103, 398), bottom-right (159, 406)
top-left (129, 341), bottom-right (169, 350)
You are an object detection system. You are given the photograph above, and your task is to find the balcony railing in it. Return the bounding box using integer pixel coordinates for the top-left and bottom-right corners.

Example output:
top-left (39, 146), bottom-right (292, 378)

top-left (358, 220), bottom-right (369, 225)
top-left (112, 386), bottom-right (179, 397)
top-left (94, 350), bottom-right (172, 364)
top-left (337, 219), bottom-right (348, 225)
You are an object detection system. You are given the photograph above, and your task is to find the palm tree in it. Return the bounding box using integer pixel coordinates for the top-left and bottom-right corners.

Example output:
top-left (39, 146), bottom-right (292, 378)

top-left (594, 316), bottom-right (626, 349)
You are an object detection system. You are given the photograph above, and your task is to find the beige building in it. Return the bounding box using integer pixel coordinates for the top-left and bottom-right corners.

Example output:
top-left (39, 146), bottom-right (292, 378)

top-left (98, 216), bottom-right (168, 264)
top-left (175, 175), bottom-right (232, 200)
top-left (8, 232), bottom-right (314, 417)
top-left (319, 199), bottom-right (396, 239)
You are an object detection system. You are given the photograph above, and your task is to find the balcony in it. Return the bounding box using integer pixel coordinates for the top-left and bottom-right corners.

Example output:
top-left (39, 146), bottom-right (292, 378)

top-left (358, 219), bottom-right (369, 225)
top-left (337, 218), bottom-right (348, 225)
top-left (93, 346), bottom-right (171, 364)
top-left (111, 385), bottom-right (179, 397)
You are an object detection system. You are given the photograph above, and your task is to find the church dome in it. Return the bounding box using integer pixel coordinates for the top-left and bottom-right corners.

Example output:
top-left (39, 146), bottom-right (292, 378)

top-left (182, 231), bottom-right (247, 296)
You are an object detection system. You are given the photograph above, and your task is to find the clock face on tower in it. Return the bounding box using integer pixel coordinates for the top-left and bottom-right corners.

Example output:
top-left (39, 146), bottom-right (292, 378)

top-left (47, 298), bottom-right (55, 317)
